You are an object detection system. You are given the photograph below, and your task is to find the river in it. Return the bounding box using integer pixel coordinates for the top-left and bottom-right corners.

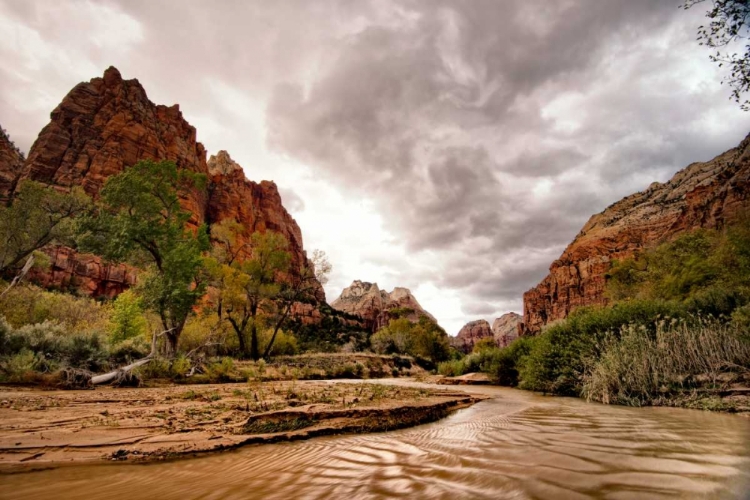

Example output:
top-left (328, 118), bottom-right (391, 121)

top-left (3, 382), bottom-right (750, 499)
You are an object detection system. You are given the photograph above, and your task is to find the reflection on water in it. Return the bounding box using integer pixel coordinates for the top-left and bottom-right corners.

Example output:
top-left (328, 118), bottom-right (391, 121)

top-left (4, 382), bottom-right (750, 499)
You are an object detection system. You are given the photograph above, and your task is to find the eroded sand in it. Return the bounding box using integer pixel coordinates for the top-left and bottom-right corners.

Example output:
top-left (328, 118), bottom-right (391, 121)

top-left (0, 380), bottom-right (483, 470)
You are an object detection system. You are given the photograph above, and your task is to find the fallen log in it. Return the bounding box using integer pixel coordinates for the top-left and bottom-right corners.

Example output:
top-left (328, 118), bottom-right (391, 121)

top-left (91, 358), bottom-right (152, 385)
top-left (91, 328), bottom-right (172, 386)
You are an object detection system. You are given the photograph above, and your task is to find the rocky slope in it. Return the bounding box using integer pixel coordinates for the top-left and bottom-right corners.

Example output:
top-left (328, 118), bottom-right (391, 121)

top-left (0, 67), bottom-right (322, 300)
top-left (451, 320), bottom-right (493, 354)
top-left (521, 132), bottom-right (750, 334)
top-left (492, 312), bottom-right (521, 347)
top-left (0, 128), bottom-right (24, 205)
top-left (330, 280), bottom-right (436, 331)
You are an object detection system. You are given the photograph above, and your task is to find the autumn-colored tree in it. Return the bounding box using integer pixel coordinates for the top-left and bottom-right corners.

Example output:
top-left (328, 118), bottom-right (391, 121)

top-left (209, 221), bottom-right (290, 359)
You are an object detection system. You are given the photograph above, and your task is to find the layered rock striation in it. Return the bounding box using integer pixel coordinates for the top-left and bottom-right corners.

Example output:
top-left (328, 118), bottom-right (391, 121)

top-left (0, 67), bottom-right (322, 300)
top-left (521, 132), bottom-right (750, 334)
top-left (330, 280), bottom-right (436, 331)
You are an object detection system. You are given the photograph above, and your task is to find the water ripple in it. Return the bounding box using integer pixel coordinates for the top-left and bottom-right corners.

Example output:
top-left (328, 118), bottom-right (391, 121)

top-left (4, 383), bottom-right (750, 499)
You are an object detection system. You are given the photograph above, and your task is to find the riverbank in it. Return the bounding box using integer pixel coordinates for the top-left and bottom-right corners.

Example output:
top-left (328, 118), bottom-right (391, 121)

top-left (0, 381), bottom-right (484, 470)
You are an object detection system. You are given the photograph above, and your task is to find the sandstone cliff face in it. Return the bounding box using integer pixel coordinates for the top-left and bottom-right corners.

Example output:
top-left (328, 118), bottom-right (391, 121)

top-left (451, 320), bottom-right (493, 354)
top-left (330, 280), bottom-right (436, 331)
top-left (207, 151), bottom-right (325, 302)
top-left (1, 67), bottom-right (321, 302)
top-left (522, 132), bottom-right (750, 334)
top-left (0, 128), bottom-right (24, 205)
top-left (27, 246), bottom-right (137, 298)
top-left (18, 67), bottom-right (208, 222)
top-left (492, 312), bottom-right (521, 347)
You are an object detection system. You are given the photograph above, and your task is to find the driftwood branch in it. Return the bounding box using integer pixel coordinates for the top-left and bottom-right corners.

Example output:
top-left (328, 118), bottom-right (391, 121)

top-left (91, 328), bottom-right (173, 386)
top-left (0, 254), bottom-right (35, 301)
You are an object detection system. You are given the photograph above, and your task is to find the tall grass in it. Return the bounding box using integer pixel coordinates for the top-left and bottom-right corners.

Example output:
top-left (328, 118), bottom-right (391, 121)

top-left (581, 319), bottom-right (750, 406)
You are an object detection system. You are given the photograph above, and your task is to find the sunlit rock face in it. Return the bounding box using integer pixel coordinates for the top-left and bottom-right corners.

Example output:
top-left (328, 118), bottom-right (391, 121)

top-left (492, 312), bottom-right (522, 347)
top-left (521, 132), bottom-right (750, 334)
top-left (0, 67), bottom-right (322, 302)
top-left (331, 280), bottom-right (436, 332)
top-left (450, 320), bottom-right (493, 354)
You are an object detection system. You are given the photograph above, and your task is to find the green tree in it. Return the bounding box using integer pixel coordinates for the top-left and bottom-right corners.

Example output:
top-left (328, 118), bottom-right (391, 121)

top-left (78, 160), bottom-right (209, 353)
top-left (0, 180), bottom-right (90, 276)
top-left (109, 289), bottom-right (148, 343)
top-left (684, 0), bottom-right (750, 110)
top-left (370, 316), bottom-right (450, 364)
top-left (209, 221), bottom-right (291, 359)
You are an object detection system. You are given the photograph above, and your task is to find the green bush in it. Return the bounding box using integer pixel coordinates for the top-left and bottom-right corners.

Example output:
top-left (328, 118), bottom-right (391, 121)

top-left (110, 336), bottom-right (151, 364)
top-left (206, 357), bottom-right (236, 382)
top-left (109, 290), bottom-right (148, 343)
top-left (437, 359), bottom-right (465, 377)
top-left (0, 318), bottom-right (110, 373)
top-left (518, 300), bottom-right (688, 395)
top-left (0, 286), bottom-right (108, 332)
top-left (370, 316), bottom-right (450, 364)
top-left (485, 336), bottom-right (535, 386)
top-left (0, 349), bottom-right (47, 383)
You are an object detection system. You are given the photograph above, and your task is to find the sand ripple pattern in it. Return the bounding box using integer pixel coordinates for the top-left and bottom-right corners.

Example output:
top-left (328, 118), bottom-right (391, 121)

top-left (4, 384), bottom-right (750, 499)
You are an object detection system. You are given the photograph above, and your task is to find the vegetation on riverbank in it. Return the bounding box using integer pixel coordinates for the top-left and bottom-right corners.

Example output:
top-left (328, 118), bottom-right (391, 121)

top-left (440, 218), bottom-right (750, 410)
top-left (0, 160), bottom-right (456, 387)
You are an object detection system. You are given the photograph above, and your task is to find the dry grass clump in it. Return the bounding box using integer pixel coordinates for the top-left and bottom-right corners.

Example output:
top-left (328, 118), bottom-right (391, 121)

top-left (582, 319), bottom-right (750, 406)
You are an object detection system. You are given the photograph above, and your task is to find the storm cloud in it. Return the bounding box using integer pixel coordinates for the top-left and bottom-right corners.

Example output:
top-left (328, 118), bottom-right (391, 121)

top-left (2, 0), bottom-right (750, 333)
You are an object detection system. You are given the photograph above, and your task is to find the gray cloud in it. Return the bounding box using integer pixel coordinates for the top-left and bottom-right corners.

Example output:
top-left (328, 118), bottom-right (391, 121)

top-left (3, 0), bottom-right (750, 331)
top-left (278, 187), bottom-right (305, 214)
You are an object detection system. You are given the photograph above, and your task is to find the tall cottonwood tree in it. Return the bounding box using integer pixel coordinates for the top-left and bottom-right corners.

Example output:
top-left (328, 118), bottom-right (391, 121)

top-left (78, 160), bottom-right (209, 353)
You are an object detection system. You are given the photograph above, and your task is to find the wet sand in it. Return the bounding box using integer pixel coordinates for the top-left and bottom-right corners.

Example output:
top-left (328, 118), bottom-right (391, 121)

top-left (0, 381), bottom-right (483, 470)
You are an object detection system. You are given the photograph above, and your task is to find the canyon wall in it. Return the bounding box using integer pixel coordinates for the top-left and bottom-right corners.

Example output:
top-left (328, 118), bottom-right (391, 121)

top-left (330, 280), bottom-right (436, 332)
top-left (0, 128), bottom-right (24, 205)
top-left (521, 132), bottom-right (750, 334)
top-left (0, 67), bottom-right (322, 300)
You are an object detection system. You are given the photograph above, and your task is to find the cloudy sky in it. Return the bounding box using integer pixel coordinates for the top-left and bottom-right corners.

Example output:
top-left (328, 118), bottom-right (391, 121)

top-left (2, 0), bottom-right (750, 334)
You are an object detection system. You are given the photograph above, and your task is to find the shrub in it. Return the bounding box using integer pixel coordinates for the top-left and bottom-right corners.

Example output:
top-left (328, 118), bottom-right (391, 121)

top-left (518, 300), bottom-right (688, 395)
top-left (109, 290), bottom-right (148, 343)
top-left (581, 319), bottom-right (750, 406)
top-left (260, 329), bottom-right (298, 357)
top-left (0, 286), bottom-right (108, 332)
top-left (437, 359), bottom-right (465, 377)
top-left (472, 337), bottom-right (497, 353)
top-left (110, 336), bottom-right (151, 364)
top-left (370, 316), bottom-right (450, 364)
top-left (206, 357), bottom-right (236, 382)
top-left (485, 336), bottom-right (535, 386)
top-left (0, 349), bottom-right (45, 383)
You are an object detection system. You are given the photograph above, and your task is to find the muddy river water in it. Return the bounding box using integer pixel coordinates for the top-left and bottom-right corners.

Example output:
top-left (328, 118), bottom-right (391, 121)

top-left (3, 381), bottom-right (750, 499)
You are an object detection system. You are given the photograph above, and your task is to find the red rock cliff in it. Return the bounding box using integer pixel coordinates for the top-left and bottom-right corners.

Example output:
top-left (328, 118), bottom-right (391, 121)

top-left (330, 280), bottom-right (436, 332)
top-left (207, 150), bottom-right (325, 302)
top-left (0, 127), bottom-right (24, 205)
top-left (1, 67), bottom-right (322, 300)
top-left (451, 320), bottom-right (493, 354)
top-left (521, 132), bottom-right (750, 334)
